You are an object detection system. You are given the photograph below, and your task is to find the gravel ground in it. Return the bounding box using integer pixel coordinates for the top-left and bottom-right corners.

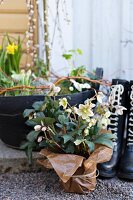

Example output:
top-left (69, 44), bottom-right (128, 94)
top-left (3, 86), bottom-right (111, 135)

top-left (0, 170), bottom-right (133, 200)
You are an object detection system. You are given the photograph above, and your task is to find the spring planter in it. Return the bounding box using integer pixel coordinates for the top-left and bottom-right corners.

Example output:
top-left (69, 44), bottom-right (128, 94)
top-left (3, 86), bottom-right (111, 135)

top-left (0, 89), bottom-right (95, 148)
top-left (38, 146), bottom-right (112, 194)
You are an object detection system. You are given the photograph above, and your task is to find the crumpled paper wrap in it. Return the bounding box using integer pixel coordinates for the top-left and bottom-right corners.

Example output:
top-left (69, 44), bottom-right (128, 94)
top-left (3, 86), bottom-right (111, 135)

top-left (38, 146), bottom-right (112, 194)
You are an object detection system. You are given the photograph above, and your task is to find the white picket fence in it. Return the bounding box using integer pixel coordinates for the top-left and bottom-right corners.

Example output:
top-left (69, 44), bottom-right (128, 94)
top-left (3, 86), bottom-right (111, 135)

top-left (39, 0), bottom-right (133, 81)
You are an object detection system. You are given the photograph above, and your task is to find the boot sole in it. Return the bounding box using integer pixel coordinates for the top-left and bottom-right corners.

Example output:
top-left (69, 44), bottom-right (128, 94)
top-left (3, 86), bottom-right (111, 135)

top-left (118, 171), bottom-right (133, 180)
top-left (99, 169), bottom-right (116, 178)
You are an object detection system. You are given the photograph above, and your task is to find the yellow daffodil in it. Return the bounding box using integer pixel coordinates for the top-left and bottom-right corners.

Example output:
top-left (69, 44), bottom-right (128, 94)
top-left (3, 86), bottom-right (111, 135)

top-left (59, 98), bottom-right (68, 109)
top-left (6, 43), bottom-right (18, 55)
top-left (0, 45), bottom-right (2, 50)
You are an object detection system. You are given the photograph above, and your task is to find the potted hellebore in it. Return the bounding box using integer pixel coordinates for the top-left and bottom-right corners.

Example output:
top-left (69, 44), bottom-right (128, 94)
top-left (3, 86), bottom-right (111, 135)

top-left (21, 90), bottom-right (125, 194)
top-left (0, 40), bottom-right (100, 148)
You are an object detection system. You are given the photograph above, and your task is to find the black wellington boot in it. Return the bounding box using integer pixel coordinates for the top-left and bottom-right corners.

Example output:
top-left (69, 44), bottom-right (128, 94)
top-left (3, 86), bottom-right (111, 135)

top-left (98, 79), bottom-right (129, 178)
top-left (118, 81), bottom-right (133, 180)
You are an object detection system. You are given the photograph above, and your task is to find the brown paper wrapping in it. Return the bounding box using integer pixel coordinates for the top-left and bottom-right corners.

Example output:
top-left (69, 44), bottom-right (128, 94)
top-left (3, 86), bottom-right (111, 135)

top-left (38, 146), bottom-right (112, 194)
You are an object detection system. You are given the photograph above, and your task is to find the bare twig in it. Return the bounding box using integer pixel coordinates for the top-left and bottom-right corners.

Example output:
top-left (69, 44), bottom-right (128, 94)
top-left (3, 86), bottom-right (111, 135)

top-left (54, 76), bottom-right (111, 86)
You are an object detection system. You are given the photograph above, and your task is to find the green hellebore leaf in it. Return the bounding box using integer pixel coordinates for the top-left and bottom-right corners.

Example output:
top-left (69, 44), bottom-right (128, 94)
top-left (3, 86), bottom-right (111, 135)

top-left (65, 143), bottom-right (75, 154)
top-left (39, 140), bottom-right (47, 148)
top-left (56, 123), bottom-right (63, 128)
top-left (32, 117), bottom-right (55, 126)
top-left (25, 119), bottom-right (37, 127)
top-left (26, 141), bottom-right (37, 165)
top-left (96, 133), bottom-right (117, 140)
top-left (85, 141), bottom-right (95, 153)
top-left (26, 130), bottom-right (40, 142)
top-left (62, 134), bottom-right (73, 144)
top-left (23, 109), bottom-right (34, 118)
top-left (58, 115), bottom-right (68, 125)
top-left (93, 133), bottom-right (117, 149)
top-left (32, 101), bottom-right (44, 111)
top-left (20, 141), bottom-right (29, 150)
top-left (94, 139), bottom-right (114, 149)
top-left (36, 112), bottom-right (45, 118)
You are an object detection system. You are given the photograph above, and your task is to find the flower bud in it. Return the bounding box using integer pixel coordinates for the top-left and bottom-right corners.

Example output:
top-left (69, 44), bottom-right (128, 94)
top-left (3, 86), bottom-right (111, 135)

top-left (41, 126), bottom-right (47, 132)
top-left (34, 125), bottom-right (41, 131)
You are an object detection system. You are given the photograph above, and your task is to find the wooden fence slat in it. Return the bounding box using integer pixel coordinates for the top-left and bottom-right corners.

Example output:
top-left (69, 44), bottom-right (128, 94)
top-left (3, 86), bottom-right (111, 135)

top-left (0, 0), bottom-right (27, 13)
top-left (0, 0), bottom-right (38, 68)
top-left (0, 14), bottom-right (28, 33)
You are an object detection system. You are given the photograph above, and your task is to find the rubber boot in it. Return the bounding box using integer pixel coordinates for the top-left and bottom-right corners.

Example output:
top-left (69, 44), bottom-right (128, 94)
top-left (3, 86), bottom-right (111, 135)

top-left (98, 79), bottom-right (129, 178)
top-left (118, 81), bottom-right (133, 180)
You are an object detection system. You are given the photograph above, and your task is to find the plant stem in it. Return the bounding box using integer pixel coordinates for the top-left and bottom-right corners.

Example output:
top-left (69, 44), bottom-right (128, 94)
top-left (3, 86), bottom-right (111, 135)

top-left (43, 0), bottom-right (50, 76)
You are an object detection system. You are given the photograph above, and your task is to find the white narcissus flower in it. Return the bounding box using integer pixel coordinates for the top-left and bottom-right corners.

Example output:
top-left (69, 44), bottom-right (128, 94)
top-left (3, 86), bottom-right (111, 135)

top-left (97, 92), bottom-right (105, 103)
top-left (59, 98), bottom-right (68, 109)
top-left (41, 126), bottom-right (47, 132)
top-left (34, 125), bottom-right (41, 131)
top-left (114, 105), bottom-right (127, 115)
top-left (76, 104), bottom-right (94, 119)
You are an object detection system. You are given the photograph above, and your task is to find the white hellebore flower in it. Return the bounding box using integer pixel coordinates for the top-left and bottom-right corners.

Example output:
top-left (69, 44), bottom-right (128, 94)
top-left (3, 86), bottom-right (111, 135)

top-left (97, 92), bottom-right (105, 104)
top-left (48, 84), bottom-right (61, 96)
top-left (76, 104), bottom-right (94, 119)
top-left (85, 98), bottom-right (96, 108)
top-left (34, 125), bottom-right (42, 131)
top-left (84, 128), bottom-right (89, 135)
top-left (88, 118), bottom-right (97, 128)
top-left (70, 79), bottom-right (83, 92)
top-left (115, 105), bottom-right (127, 115)
top-left (41, 126), bottom-right (47, 132)
top-left (59, 98), bottom-right (68, 109)
top-left (104, 111), bottom-right (111, 118)
top-left (100, 117), bottom-right (110, 128)
top-left (65, 108), bottom-right (72, 113)
top-left (70, 79), bottom-right (91, 92)
top-left (82, 83), bottom-right (91, 89)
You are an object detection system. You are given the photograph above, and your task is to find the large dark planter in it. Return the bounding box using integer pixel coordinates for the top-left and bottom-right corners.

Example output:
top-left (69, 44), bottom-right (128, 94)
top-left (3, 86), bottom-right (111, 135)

top-left (0, 89), bottom-right (95, 148)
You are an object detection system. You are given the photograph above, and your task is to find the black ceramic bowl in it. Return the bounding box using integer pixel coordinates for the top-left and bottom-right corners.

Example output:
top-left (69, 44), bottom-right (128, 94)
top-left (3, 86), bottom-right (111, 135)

top-left (0, 89), bottom-right (95, 148)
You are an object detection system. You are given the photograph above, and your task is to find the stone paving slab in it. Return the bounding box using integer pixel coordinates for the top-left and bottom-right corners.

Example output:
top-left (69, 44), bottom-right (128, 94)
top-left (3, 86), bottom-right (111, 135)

top-left (0, 171), bottom-right (133, 200)
top-left (0, 140), bottom-right (42, 173)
